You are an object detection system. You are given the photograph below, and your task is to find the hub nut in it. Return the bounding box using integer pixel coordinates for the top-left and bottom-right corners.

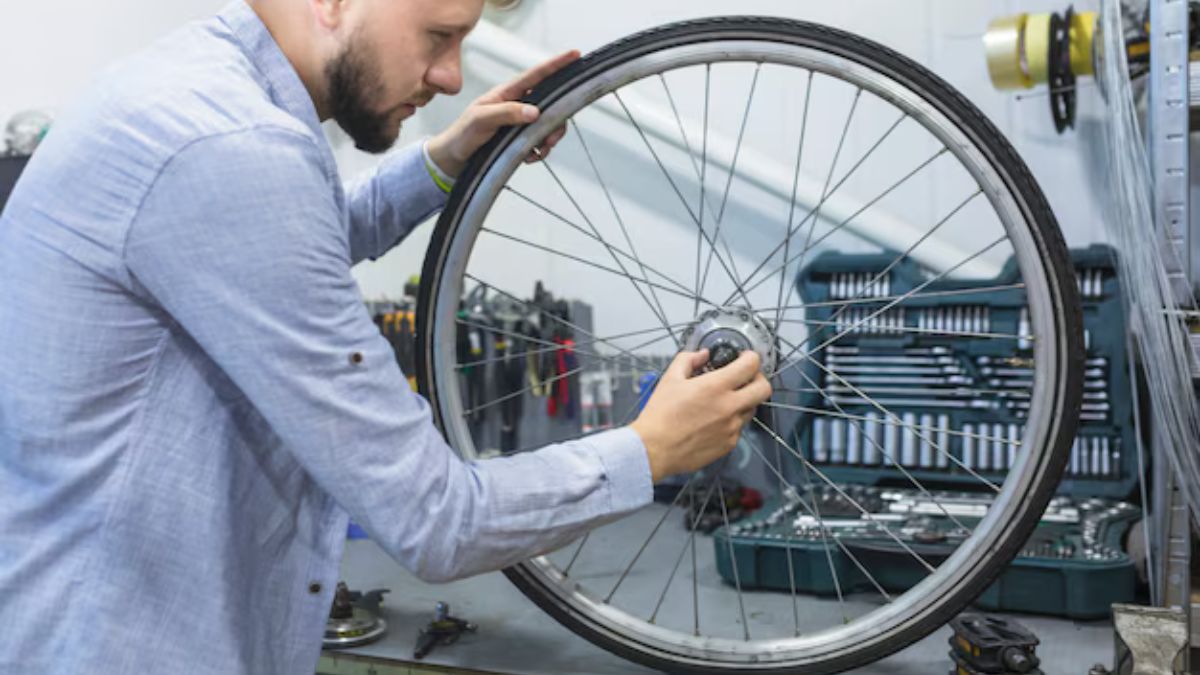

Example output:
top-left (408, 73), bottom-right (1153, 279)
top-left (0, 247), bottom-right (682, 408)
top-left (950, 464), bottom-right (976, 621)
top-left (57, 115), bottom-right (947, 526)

top-left (681, 306), bottom-right (777, 376)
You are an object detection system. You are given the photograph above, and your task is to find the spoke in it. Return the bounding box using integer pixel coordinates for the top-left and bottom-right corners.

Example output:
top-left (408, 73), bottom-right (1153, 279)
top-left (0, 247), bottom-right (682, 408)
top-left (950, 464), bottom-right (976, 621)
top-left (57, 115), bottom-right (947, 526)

top-left (461, 342), bottom-right (675, 431)
top-left (780, 384), bottom-right (1035, 400)
top-left (746, 431), bottom-right (893, 604)
top-left (753, 418), bottom-right (938, 573)
top-left (756, 281), bottom-right (1024, 313)
top-left (734, 111), bottom-right (908, 298)
top-left (656, 69), bottom-right (748, 310)
top-left (767, 408), bottom-right (802, 635)
top-left (656, 72), bottom-right (707, 205)
top-left (789, 417), bottom-right (847, 621)
top-left (500, 188), bottom-right (698, 297)
top-left (792, 367), bottom-right (973, 533)
top-left (614, 466), bottom-right (715, 600)
top-left (570, 119), bottom-right (680, 346)
top-left (773, 187), bottom-right (983, 348)
top-left (715, 475), bottom-right (752, 640)
top-left (689, 472), bottom-right (700, 636)
top-left (606, 471), bottom-right (703, 603)
top-left (564, 533), bottom-right (590, 577)
top-left (538, 159), bottom-right (677, 341)
top-left (554, 124), bottom-right (681, 345)
top-left (657, 69), bottom-right (710, 314)
top-left (648, 510), bottom-right (693, 625)
top-left (812, 189), bottom-right (984, 327)
top-left (646, 469), bottom-right (710, 625)
top-left (612, 90), bottom-right (750, 305)
top-left (497, 367), bottom-right (657, 458)
top-left (774, 71), bottom-right (815, 332)
top-left (696, 63), bottom-right (761, 305)
top-left (728, 146), bottom-right (948, 305)
top-left (454, 317), bottom-right (662, 374)
top-left (768, 191), bottom-right (989, 376)
top-left (464, 276), bottom-right (667, 372)
top-left (463, 365), bottom-right (583, 417)
top-left (480, 228), bottom-right (715, 307)
top-left (776, 88), bottom-right (862, 328)
top-left (773, 317), bottom-right (1031, 341)
top-left (694, 65), bottom-right (710, 317)
top-left (773, 233), bottom-right (1010, 379)
top-left (455, 322), bottom-right (685, 370)
top-left (644, 460), bottom-right (735, 631)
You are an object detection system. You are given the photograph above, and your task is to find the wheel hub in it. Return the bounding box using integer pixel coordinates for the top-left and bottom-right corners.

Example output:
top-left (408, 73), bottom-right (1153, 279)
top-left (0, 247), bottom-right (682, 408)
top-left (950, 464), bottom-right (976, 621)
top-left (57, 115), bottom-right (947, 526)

top-left (681, 306), bottom-right (777, 376)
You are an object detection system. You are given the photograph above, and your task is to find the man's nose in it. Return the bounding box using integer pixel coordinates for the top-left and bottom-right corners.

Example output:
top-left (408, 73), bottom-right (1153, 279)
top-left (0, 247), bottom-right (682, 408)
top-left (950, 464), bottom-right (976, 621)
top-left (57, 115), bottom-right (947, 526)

top-left (427, 51), bottom-right (463, 96)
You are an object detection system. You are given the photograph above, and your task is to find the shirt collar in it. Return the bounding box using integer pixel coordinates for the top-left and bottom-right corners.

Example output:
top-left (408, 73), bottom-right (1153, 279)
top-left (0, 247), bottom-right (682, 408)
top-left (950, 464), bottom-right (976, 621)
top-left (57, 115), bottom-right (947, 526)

top-left (217, 1), bottom-right (324, 139)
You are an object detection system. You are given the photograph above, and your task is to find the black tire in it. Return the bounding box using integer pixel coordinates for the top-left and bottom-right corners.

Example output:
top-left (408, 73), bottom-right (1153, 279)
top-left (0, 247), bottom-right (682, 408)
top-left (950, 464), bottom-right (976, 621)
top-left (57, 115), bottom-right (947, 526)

top-left (417, 17), bottom-right (1083, 674)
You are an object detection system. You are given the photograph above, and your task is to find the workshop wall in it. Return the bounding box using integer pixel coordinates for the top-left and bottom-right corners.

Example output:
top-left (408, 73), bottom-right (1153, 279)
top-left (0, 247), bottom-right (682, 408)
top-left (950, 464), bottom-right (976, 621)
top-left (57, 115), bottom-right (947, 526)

top-left (0, 1), bottom-right (223, 124)
top-left (3, 0), bottom-right (1109, 310)
top-left (348, 0), bottom-right (1111, 310)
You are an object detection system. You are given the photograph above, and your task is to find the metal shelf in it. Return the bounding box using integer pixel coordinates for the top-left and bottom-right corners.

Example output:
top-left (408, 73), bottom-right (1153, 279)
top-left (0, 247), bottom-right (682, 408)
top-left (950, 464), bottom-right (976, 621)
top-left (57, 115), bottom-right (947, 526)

top-left (1150, 0), bottom-right (1194, 303)
top-left (1148, 2), bottom-right (1198, 664)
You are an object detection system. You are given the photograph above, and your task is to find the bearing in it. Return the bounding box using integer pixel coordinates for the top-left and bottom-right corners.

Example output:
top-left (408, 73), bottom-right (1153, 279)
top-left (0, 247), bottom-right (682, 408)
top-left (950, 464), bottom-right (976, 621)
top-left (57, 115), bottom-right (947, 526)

top-left (680, 306), bottom-right (777, 376)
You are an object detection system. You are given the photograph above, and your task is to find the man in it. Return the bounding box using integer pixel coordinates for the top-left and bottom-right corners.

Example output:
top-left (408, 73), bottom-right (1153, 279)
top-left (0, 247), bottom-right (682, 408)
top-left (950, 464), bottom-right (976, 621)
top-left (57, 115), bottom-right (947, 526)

top-left (0, 0), bottom-right (772, 672)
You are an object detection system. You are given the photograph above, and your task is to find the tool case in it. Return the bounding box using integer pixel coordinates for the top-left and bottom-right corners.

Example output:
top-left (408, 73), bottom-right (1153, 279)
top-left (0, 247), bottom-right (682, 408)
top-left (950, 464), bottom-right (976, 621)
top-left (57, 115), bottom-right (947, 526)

top-left (714, 245), bottom-right (1141, 618)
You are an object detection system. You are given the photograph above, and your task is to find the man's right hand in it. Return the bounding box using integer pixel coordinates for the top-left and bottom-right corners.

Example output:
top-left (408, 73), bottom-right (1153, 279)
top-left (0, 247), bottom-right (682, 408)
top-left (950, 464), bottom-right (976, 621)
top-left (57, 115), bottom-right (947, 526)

top-left (630, 350), bottom-right (773, 483)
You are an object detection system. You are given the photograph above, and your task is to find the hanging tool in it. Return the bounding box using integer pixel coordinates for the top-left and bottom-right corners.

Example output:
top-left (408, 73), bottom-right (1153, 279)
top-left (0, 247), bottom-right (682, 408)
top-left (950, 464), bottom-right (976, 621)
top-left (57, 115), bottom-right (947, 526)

top-left (547, 334), bottom-right (577, 418)
top-left (457, 287), bottom-right (491, 424)
top-left (488, 294), bottom-right (532, 453)
top-left (413, 602), bottom-right (477, 660)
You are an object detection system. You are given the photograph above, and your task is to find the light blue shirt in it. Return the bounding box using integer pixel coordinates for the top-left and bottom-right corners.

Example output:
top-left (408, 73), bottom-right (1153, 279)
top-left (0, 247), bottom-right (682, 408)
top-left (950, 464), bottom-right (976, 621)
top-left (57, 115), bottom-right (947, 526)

top-left (0, 3), bottom-right (651, 673)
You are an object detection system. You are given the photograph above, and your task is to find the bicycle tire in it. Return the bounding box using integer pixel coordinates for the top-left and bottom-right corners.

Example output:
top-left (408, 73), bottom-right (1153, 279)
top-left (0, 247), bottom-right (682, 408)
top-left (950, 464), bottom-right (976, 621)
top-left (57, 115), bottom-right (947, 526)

top-left (417, 16), bottom-right (1083, 674)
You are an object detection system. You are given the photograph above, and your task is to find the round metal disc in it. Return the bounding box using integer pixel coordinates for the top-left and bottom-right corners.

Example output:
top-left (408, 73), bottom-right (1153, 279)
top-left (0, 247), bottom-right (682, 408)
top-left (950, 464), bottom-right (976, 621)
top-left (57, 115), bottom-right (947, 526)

top-left (323, 608), bottom-right (388, 649)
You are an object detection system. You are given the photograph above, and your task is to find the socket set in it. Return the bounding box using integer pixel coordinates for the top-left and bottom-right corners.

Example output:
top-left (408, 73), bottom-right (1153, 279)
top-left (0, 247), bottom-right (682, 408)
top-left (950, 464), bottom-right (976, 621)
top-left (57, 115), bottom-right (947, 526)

top-left (712, 246), bottom-right (1139, 618)
top-left (789, 245), bottom-right (1135, 499)
top-left (713, 486), bottom-right (1140, 619)
top-left (827, 272), bottom-right (892, 299)
top-left (826, 307), bottom-right (907, 335)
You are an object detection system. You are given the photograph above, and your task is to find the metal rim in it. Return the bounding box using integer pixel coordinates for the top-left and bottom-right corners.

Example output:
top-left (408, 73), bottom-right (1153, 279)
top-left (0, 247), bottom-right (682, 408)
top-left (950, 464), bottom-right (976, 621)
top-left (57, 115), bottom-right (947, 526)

top-left (423, 35), bottom-right (1074, 669)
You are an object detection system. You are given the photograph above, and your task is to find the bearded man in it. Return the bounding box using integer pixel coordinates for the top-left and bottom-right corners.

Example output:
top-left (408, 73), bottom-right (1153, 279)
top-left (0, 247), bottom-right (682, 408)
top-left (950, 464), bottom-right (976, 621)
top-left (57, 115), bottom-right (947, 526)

top-left (0, 1), bottom-right (772, 672)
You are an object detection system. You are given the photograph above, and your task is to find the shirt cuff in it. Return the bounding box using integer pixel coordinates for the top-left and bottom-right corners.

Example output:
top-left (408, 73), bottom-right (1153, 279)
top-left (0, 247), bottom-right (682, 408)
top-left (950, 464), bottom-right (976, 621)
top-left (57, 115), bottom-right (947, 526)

top-left (421, 140), bottom-right (456, 194)
top-left (587, 426), bottom-right (653, 514)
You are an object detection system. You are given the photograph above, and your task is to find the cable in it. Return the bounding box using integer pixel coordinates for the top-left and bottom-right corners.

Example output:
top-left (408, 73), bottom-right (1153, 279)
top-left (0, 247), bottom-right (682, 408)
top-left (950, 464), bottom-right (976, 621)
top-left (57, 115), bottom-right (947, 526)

top-left (1096, 0), bottom-right (1200, 531)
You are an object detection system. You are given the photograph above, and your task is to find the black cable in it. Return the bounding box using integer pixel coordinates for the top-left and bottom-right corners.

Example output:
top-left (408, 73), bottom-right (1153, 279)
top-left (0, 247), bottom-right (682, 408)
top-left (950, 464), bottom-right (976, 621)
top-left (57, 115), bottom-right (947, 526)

top-left (1048, 6), bottom-right (1078, 133)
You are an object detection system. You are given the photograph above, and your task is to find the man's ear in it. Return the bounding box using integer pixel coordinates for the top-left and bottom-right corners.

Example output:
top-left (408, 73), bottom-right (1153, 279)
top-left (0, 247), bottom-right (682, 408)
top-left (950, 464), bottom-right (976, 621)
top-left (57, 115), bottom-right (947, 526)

top-left (311, 0), bottom-right (345, 30)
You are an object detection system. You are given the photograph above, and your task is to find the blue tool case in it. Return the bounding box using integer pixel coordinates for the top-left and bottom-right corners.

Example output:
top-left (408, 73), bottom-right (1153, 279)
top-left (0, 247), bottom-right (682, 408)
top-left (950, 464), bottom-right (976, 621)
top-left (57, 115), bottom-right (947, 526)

top-left (713, 245), bottom-right (1142, 619)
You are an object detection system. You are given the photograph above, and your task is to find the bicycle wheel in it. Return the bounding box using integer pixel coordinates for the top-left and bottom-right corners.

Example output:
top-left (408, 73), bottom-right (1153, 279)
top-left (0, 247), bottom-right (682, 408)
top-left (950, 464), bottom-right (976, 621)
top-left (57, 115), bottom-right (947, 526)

top-left (416, 17), bottom-right (1083, 673)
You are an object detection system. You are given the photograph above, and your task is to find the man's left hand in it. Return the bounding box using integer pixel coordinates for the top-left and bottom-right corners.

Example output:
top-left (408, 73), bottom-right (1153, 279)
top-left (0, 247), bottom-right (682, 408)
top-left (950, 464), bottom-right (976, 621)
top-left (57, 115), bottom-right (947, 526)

top-left (426, 49), bottom-right (580, 179)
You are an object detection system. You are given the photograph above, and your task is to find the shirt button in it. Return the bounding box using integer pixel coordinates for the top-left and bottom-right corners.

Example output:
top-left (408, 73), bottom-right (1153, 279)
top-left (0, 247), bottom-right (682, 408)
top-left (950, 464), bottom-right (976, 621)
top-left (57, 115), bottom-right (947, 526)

top-left (349, 352), bottom-right (365, 366)
top-left (308, 582), bottom-right (322, 594)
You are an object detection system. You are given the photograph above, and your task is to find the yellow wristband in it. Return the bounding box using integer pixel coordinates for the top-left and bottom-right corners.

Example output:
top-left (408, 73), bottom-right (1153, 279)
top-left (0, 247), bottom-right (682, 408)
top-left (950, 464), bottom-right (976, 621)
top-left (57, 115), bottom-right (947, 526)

top-left (422, 142), bottom-right (455, 194)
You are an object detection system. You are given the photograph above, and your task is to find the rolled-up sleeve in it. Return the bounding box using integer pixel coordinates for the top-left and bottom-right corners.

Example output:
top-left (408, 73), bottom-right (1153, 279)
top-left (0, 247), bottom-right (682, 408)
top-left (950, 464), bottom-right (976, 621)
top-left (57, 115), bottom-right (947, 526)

top-left (343, 142), bottom-right (448, 264)
top-left (122, 126), bottom-right (652, 582)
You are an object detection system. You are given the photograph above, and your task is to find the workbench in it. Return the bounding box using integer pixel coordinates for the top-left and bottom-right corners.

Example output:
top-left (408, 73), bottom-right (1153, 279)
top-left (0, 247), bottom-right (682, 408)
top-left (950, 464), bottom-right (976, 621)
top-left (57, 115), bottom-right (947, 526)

top-left (320, 506), bottom-right (1115, 674)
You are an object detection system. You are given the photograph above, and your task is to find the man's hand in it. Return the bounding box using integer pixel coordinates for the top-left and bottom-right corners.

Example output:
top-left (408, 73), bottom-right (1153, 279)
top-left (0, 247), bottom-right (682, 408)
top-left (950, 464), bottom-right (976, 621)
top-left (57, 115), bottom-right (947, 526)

top-left (630, 350), bottom-right (773, 483)
top-left (427, 50), bottom-right (580, 178)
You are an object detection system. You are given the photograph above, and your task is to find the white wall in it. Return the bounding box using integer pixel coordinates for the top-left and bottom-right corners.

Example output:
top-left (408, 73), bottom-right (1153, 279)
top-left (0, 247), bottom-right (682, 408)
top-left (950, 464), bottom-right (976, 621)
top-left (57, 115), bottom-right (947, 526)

top-left (0, 1), bottom-right (223, 123)
top-left (1, 0), bottom-right (1109, 311)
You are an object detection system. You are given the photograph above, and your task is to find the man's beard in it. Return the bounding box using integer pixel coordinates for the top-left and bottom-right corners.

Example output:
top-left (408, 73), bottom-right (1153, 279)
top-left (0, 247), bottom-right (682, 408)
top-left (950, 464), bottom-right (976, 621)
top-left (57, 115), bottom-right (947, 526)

top-left (326, 39), bottom-right (397, 155)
